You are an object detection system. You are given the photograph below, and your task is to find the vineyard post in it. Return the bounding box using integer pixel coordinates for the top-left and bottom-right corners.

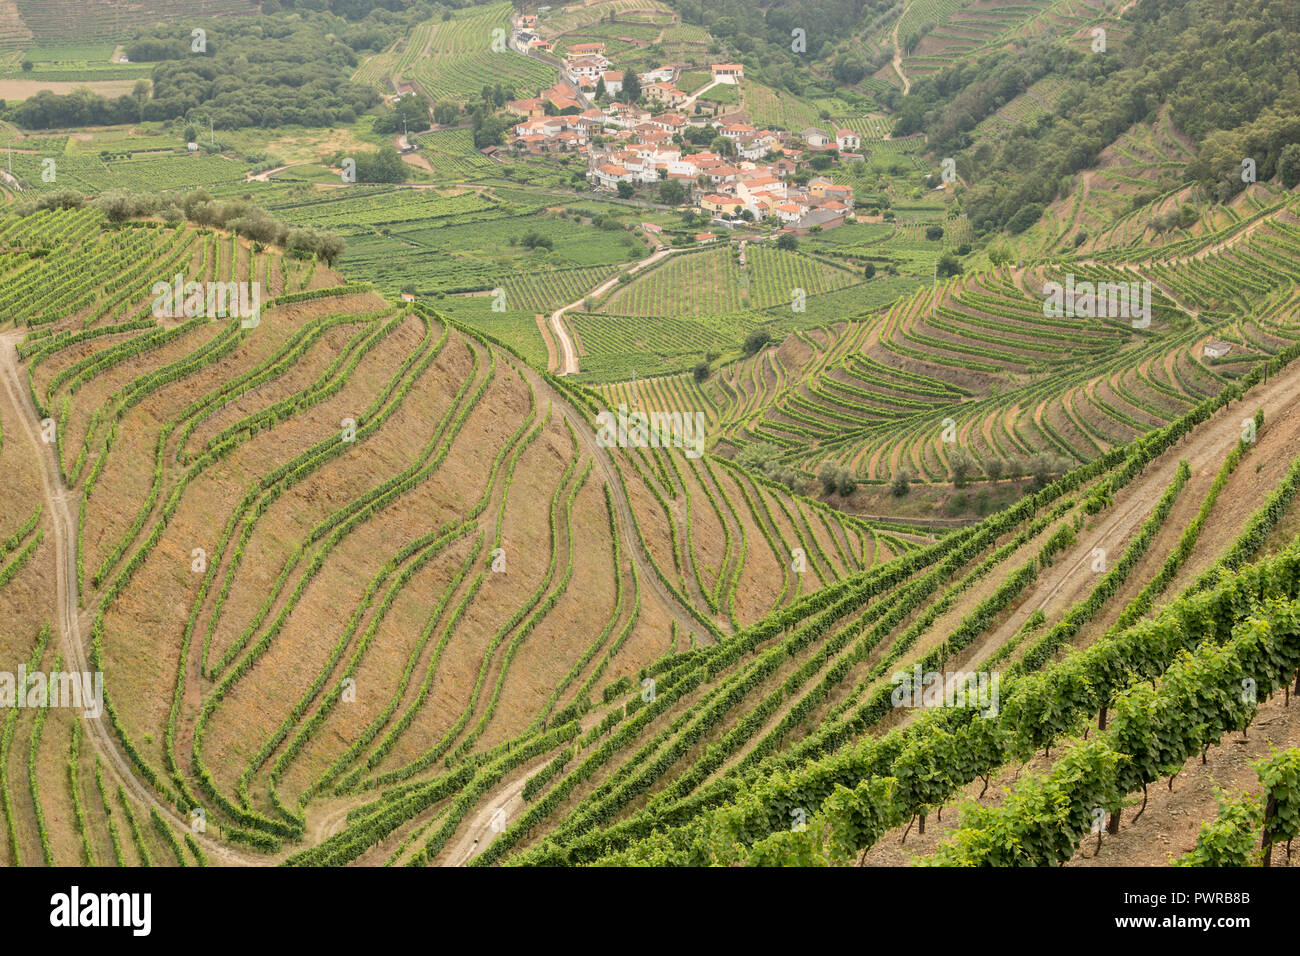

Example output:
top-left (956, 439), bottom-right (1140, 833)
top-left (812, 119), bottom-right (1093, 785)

top-left (1261, 794), bottom-right (1277, 867)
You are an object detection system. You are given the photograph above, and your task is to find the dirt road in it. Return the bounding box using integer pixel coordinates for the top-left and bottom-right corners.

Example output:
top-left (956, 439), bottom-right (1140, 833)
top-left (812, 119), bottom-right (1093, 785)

top-left (892, 10), bottom-right (911, 95)
top-left (548, 246), bottom-right (681, 375)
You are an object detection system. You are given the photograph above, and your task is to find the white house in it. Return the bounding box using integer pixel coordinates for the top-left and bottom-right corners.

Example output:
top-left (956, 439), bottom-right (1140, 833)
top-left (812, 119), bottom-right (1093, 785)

top-left (639, 66), bottom-right (676, 84)
top-left (599, 71), bottom-right (623, 95)
top-left (836, 128), bottom-right (861, 151)
top-left (801, 127), bottom-right (831, 147)
top-left (711, 63), bottom-right (744, 82)
top-left (592, 163), bottom-right (633, 188)
top-left (567, 55), bottom-right (609, 85)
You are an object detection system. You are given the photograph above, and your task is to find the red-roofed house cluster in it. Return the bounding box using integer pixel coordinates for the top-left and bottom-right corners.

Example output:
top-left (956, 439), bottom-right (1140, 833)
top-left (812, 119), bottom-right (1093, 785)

top-left (576, 110), bottom-right (856, 231)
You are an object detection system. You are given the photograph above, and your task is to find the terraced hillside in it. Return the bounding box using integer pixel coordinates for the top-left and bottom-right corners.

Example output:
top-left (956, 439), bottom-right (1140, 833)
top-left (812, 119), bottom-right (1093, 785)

top-left (603, 196), bottom-right (1300, 489)
top-left (0, 204), bottom-right (893, 865)
top-left (3, 196), bottom-right (1299, 868)
top-left (883, 0), bottom-right (1121, 87)
top-left (2, 0), bottom-right (1299, 875)
top-left (502, 354), bottom-right (1300, 867)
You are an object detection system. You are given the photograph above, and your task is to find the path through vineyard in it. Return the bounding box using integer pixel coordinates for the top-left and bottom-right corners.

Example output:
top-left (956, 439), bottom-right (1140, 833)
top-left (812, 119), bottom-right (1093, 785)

top-left (891, 6), bottom-right (910, 95)
top-left (548, 246), bottom-right (681, 376)
top-left (519, 362), bottom-right (721, 639)
top-left (939, 357), bottom-right (1300, 709)
top-left (0, 331), bottom-right (261, 866)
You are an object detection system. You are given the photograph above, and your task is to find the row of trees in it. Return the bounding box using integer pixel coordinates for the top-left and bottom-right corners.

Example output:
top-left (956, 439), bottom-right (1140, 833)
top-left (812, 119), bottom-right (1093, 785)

top-left (6, 10), bottom-right (405, 131)
top-left (888, 451), bottom-right (1072, 497)
top-left (15, 188), bottom-right (345, 265)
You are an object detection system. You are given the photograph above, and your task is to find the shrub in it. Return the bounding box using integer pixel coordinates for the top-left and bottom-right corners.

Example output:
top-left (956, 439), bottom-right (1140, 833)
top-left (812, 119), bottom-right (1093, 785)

top-left (949, 449), bottom-right (975, 488)
top-left (743, 329), bottom-right (771, 355)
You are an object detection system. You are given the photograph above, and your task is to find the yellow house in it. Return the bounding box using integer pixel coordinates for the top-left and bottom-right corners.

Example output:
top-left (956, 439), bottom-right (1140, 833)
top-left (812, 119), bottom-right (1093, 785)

top-left (700, 194), bottom-right (743, 215)
top-left (808, 176), bottom-right (833, 198)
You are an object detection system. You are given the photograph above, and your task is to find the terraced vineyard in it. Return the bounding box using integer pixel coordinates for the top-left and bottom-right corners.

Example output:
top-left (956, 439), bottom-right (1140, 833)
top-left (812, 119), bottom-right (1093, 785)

top-left (3, 0), bottom-right (1300, 883)
top-left (601, 199), bottom-right (1300, 492)
top-left (594, 245), bottom-right (862, 318)
top-left (247, 184), bottom-right (648, 297)
top-left (890, 0), bottom-right (1116, 83)
top-left (0, 204), bottom-right (899, 867)
top-left (405, 3), bottom-right (555, 104)
top-left (5, 183), bottom-right (1299, 871)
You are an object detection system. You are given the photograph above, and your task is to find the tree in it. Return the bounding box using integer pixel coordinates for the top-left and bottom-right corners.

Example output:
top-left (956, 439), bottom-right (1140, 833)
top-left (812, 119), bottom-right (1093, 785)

top-left (925, 224), bottom-right (944, 241)
top-left (620, 69), bottom-right (641, 103)
top-left (1278, 144), bottom-right (1300, 189)
top-left (743, 328), bottom-right (771, 354)
top-left (433, 100), bottom-right (459, 126)
top-left (1028, 452), bottom-right (1056, 489)
top-left (936, 251), bottom-right (962, 278)
top-left (818, 462), bottom-right (839, 495)
top-left (595, 77), bottom-right (606, 100)
top-left (693, 360), bottom-right (710, 383)
top-left (1006, 203), bottom-right (1043, 234)
top-left (710, 136), bottom-right (737, 157)
top-left (987, 241), bottom-right (1014, 267)
top-left (20, 60), bottom-right (32, 72)
top-left (776, 232), bottom-right (798, 251)
top-left (949, 449), bottom-right (975, 488)
top-left (616, 181), bottom-right (634, 199)
top-left (471, 109), bottom-right (511, 149)
top-left (131, 79), bottom-right (150, 120)
top-left (354, 145), bottom-right (409, 184)
top-left (864, 262), bottom-right (876, 278)
top-left (985, 458), bottom-right (1005, 481)
top-left (891, 467), bottom-right (913, 497)
top-left (658, 179), bottom-right (686, 205)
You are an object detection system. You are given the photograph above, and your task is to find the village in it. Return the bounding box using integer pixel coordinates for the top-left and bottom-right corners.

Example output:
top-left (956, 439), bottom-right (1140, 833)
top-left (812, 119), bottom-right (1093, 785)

top-left (505, 26), bottom-right (863, 238)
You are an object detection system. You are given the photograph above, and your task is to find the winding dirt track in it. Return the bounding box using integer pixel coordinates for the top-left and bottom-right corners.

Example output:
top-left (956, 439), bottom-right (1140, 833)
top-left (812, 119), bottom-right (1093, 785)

top-left (0, 331), bottom-right (258, 866)
top-left (520, 362), bottom-right (713, 642)
top-left (548, 247), bottom-right (682, 376)
top-left (891, 9), bottom-right (911, 95)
